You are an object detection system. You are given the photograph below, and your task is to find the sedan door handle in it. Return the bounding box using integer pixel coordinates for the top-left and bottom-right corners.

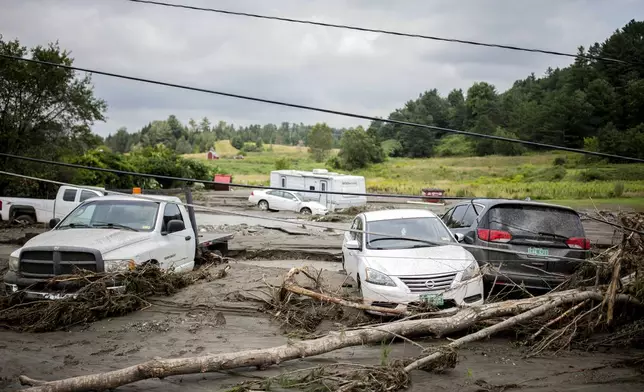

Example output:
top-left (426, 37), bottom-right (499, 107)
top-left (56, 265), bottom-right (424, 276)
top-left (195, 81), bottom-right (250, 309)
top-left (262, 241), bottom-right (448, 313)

top-left (185, 236), bottom-right (192, 241)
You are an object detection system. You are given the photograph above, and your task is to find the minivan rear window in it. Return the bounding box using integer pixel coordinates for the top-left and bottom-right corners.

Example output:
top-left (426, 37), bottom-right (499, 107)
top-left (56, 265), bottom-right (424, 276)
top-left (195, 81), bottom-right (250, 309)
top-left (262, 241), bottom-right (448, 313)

top-left (487, 205), bottom-right (584, 241)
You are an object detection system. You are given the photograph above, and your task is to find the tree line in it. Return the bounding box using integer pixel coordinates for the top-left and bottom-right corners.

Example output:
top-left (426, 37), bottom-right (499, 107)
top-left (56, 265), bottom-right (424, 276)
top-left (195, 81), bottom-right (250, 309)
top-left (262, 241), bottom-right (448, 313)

top-left (105, 118), bottom-right (348, 155)
top-left (365, 20), bottom-right (644, 162)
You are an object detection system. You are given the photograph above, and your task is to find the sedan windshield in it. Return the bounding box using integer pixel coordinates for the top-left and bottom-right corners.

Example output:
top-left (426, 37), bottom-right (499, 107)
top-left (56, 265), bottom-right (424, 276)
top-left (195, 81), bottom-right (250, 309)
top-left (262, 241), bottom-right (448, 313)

top-left (57, 200), bottom-right (159, 232)
top-left (366, 217), bottom-right (455, 250)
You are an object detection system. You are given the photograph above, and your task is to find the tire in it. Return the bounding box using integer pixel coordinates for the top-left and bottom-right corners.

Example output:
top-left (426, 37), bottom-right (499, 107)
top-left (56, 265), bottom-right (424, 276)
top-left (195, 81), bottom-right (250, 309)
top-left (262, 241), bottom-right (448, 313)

top-left (258, 200), bottom-right (269, 211)
top-left (14, 214), bottom-right (35, 225)
top-left (300, 207), bottom-right (312, 215)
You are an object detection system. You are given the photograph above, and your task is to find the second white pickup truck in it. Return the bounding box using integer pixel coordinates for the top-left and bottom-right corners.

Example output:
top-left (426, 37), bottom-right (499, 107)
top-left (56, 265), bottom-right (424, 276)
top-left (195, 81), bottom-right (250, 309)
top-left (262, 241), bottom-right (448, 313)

top-left (3, 193), bottom-right (232, 299)
top-left (0, 186), bottom-right (104, 224)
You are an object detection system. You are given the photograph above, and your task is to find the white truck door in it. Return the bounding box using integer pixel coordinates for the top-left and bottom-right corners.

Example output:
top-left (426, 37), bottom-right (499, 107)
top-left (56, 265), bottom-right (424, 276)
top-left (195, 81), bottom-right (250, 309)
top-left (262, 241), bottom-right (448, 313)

top-left (53, 187), bottom-right (80, 219)
top-left (159, 203), bottom-right (193, 271)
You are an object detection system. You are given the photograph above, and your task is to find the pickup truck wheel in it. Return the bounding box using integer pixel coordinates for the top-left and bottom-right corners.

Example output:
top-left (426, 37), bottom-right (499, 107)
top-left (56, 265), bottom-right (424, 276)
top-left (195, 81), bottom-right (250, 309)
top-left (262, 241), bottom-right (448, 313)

top-left (300, 207), bottom-right (312, 215)
top-left (14, 214), bottom-right (35, 225)
top-left (258, 200), bottom-right (269, 211)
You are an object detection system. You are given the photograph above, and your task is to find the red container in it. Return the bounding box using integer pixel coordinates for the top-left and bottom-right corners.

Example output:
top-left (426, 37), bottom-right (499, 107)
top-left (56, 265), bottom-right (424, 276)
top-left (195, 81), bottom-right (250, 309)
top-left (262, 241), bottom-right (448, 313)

top-left (421, 188), bottom-right (445, 203)
top-left (213, 174), bottom-right (232, 191)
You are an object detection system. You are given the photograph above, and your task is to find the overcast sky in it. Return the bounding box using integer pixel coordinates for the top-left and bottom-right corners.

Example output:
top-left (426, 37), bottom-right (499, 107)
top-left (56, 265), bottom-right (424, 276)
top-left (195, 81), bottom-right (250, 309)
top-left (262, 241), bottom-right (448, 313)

top-left (2, 0), bottom-right (640, 136)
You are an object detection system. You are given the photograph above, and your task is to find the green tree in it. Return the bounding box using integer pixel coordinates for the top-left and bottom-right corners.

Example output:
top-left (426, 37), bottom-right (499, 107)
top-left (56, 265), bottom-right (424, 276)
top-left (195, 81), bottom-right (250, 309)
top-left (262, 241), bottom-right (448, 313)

top-left (308, 123), bottom-right (334, 162)
top-left (0, 37), bottom-right (107, 196)
top-left (106, 127), bottom-right (131, 153)
top-left (337, 126), bottom-right (385, 170)
top-left (175, 136), bottom-right (193, 154)
top-left (231, 136), bottom-right (244, 150)
top-left (491, 128), bottom-right (527, 156)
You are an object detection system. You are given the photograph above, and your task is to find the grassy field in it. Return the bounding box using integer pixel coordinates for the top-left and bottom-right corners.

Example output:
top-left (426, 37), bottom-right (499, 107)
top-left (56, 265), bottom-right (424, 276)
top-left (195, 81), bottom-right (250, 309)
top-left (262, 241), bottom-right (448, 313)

top-left (184, 141), bottom-right (644, 205)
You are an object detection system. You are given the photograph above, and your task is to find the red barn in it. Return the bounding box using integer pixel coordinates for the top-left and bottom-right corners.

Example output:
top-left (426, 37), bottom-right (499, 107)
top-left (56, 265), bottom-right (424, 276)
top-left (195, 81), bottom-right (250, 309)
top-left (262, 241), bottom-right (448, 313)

top-left (207, 148), bottom-right (219, 160)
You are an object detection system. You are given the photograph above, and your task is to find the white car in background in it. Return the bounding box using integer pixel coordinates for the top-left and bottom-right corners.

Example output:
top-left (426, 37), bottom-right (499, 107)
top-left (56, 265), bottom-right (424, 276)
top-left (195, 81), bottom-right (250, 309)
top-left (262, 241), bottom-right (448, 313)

top-left (342, 209), bottom-right (484, 312)
top-left (248, 189), bottom-right (328, 215)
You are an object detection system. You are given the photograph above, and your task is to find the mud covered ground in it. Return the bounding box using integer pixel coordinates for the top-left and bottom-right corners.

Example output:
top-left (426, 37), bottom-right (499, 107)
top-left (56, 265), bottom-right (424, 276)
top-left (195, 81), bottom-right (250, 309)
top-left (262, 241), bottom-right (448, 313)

top-left (1, 205), bottom-right (641, 391)
top-left (1, 260), bottom-right (643, 391)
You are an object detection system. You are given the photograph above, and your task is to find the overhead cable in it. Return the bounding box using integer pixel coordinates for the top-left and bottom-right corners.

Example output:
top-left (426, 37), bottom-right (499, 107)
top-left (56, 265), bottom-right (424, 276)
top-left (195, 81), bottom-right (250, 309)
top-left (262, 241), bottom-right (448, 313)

top-left (127, 0), bottom-right (640, 66)
top-left (1, 54), bottom-right (642, 163)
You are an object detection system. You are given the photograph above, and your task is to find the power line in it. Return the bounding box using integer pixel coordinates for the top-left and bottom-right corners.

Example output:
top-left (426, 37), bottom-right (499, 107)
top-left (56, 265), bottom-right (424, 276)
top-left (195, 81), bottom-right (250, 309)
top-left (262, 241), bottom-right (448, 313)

top-left (127, 0), bottom-right (640, 67)
top-left (0, 169), bottom-right (600, 265)
top-left (0, 152), bottom-right (475, 201)
top-left (1, 54), bottom-right (642, 163)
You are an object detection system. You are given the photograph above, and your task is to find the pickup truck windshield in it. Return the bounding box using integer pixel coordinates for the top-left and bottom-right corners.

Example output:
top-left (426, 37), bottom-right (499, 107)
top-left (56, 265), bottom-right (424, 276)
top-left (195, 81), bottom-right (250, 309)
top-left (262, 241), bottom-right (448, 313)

top-left (366, 217), bottom-right (455, 250)
top-left (58, 200), bottom-right (159, 232)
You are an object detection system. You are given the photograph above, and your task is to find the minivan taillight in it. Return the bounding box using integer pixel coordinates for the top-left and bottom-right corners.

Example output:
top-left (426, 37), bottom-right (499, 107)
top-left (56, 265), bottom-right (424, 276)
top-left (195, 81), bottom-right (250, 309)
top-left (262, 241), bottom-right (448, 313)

top-left (251, 191), bottom-right (254, 196)
top-left (477, 229), bottom-right (512, 243)
top-left (566, 237), bottom-right (591, 250)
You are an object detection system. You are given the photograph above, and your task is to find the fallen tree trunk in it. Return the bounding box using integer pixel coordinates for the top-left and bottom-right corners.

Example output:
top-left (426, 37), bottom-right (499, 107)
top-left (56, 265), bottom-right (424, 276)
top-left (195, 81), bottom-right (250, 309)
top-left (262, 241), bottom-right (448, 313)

top-left (19, 289), bottom-right (635, 392)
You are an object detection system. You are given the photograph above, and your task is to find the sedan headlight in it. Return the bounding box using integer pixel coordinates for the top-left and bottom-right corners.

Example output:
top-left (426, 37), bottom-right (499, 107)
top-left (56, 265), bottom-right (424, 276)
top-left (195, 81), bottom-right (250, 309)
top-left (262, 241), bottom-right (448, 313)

top-left (9, 255), bottom-right (19, 272)
top-left (104, 259), bottom-right (136, 273)
top-left (365, 267), bottom-right (396, 286)
top-left (461, 261), bottom-right (480, 281)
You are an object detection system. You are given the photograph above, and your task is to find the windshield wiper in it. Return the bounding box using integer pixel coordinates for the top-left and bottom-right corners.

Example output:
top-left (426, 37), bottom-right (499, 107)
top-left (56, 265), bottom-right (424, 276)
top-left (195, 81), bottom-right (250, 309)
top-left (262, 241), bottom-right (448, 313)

top-left (537, 231), bottom-right (568, 240)
top-left (92, 223), bottom-right (139, 232)
top-left (58, 223), bottom-right (90, 230)
top-left (369, 237), bottom-right (437, 246)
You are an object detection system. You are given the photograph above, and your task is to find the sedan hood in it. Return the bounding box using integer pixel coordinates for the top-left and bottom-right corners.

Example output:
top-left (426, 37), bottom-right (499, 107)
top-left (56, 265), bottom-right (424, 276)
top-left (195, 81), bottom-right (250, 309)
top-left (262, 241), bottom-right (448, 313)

top-left (22, 229), bottom-right (151, 255)
top-left (364, 245), bottom-right (475, 276)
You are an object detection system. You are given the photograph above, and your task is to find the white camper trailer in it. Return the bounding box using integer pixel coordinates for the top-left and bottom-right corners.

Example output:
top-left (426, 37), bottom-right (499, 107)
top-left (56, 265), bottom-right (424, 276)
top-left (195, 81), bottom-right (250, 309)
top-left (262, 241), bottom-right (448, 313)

top-left (269, 169), bottom-right (367, 212)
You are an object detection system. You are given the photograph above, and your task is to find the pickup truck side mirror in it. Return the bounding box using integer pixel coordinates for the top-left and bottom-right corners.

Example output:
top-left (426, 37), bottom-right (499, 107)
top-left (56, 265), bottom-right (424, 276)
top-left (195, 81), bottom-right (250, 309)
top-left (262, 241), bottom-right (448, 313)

top-left (165, 219), bottom-right (185, 234)
top-left (49, 218), bottom-right (60, 229)
top-left (345, 239), bottom-right (361, 250)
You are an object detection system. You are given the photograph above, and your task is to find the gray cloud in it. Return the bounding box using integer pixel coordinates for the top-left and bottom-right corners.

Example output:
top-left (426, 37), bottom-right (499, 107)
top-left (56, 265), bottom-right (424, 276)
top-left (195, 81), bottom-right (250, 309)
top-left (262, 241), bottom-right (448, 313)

top-left (1, 0), bottom-right (640, 136)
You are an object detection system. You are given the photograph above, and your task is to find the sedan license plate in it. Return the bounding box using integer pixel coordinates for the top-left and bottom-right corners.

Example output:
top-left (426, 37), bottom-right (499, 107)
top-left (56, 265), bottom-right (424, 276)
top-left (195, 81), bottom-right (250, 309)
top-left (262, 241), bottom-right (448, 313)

top-left (528, 247), bottom-right (549, 257)
top-left (420, 293), bottom-right (444, 306)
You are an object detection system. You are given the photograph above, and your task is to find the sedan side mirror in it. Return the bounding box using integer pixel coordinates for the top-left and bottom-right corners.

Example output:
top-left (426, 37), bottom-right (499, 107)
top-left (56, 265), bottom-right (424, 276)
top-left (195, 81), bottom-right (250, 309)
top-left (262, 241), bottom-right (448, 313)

top-left (166, 219), bottom-right (185, 234)
top-left (49, 218), bottom-right (60, 229)
top-left (453, 232), bottom-right (465, 242)
top-left (345, 239), bottom-right (361, 250)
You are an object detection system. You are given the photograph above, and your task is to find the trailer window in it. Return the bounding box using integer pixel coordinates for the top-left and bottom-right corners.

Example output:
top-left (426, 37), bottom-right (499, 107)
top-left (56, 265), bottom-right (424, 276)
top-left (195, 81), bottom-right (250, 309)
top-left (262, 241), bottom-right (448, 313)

top-left (281, 176), bottom-right (286, 187)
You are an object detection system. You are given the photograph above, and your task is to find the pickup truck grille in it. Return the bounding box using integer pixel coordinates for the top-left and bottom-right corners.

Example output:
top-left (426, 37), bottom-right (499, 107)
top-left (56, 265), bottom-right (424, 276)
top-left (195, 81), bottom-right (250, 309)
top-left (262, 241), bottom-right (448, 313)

top-left (20, 249), bottom-right (101, 278)
top-left (398, 272), bottom-right (457, 293)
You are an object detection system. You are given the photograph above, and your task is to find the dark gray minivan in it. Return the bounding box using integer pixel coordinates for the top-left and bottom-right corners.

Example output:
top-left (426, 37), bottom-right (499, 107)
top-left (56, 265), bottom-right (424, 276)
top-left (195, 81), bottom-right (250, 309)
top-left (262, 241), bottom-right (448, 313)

top-left (441, 199), bottom-right (590, 290)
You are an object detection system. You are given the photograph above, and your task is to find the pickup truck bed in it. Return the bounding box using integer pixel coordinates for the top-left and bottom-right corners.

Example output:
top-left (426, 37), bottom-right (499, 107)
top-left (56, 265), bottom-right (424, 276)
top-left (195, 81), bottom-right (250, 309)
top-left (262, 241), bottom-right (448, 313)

top-left (197, 233), bottom-right (234, 258)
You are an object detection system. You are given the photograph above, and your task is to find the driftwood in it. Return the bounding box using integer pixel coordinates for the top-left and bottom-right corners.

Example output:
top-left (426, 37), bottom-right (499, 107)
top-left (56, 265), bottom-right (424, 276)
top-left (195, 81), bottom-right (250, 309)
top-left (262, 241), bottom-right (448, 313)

top-left (281, 267), bottom-right (408, 316)
top-left (18, 289), bottom-right (636, 392)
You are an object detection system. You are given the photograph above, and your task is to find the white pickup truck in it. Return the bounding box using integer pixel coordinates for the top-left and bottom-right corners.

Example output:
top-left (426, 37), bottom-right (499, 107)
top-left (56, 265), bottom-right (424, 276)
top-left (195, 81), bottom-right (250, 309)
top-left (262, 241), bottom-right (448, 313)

top-left (0, 185), bottom-right (104, 224)
top-left (3, 194), bottom-right (232, 299)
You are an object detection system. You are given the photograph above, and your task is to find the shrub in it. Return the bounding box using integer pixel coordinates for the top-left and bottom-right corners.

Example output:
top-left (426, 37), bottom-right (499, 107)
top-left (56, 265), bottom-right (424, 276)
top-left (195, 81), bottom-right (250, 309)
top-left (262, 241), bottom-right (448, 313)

top-left (578, 169), bottom-right (608, 182)
top-left (612, 182), bottom-right (625, 197)
top-left (382, 139), bottom-right (404, 157)
top-left (434, 135), bottom-right (476, 157)
top-left (275, 157), bottom-right (292, 170)
top-left (553, 156), bottom-right (567, 166)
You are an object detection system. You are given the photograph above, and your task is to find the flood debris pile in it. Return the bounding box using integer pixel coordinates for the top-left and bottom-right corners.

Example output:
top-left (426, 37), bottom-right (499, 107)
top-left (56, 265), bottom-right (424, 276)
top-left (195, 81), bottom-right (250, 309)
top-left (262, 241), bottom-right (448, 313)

top-left (0, 263), bottom-right (228, 332)
top-left (523, 213), bottom-right (644, 355)
top-left (263, 266), bottom-right (372, 335)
